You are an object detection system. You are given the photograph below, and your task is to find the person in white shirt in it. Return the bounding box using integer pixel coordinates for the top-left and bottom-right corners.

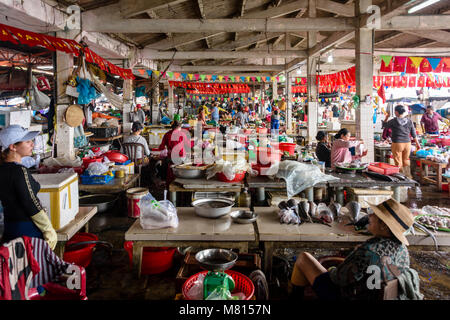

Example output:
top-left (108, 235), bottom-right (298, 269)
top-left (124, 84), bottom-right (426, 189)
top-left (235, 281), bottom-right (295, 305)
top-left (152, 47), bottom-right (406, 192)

top-left (122, 122), bottom-right (150, 165)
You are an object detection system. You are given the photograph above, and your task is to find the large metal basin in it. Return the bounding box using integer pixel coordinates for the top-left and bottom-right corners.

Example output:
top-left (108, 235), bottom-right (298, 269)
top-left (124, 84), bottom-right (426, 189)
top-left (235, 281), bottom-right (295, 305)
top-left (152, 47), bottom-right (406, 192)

top-left (172, 166), bottom-right (205, 179)
top-left (191, 198), bottom-right (235, 218)
top-left (79, 194), bottom-right (117, 213)
top-left (195, 249), bottom-right (238, 271)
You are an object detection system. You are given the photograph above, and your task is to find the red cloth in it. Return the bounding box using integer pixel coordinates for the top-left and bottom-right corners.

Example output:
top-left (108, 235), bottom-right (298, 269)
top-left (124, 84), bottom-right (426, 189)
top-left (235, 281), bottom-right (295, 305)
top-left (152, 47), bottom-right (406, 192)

top-left (157, 128), bottom-right (190, 159)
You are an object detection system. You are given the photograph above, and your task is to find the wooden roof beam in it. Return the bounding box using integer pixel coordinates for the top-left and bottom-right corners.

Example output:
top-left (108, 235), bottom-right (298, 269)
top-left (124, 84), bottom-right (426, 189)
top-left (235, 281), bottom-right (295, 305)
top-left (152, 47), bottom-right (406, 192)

top-left (120, 0), bottom-right (190, 18)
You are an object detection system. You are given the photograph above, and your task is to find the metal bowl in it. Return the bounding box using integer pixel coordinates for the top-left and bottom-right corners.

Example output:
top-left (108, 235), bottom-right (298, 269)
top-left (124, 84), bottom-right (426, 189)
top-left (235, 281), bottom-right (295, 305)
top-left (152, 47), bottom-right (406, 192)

top-left (191, 198), bottom-right (235, 218)
top-left (230, 210), bottom-right (258, 224)
top-left (79, 194), bottom-right (117, 213)
top-left (195, 249), bottom-right (238, 271)
top-left (172, 166), bottom-right (205, 179)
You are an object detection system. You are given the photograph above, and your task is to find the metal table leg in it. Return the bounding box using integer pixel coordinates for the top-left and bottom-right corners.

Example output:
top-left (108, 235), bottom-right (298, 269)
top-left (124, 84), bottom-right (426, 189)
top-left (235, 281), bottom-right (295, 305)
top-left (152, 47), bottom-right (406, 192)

top-left (263, 242), bottom-right (274, 281)
top-left (336, 187), bottom-right (345, 205)
top-left (306, 187), bottom-right (314, 201)
top-left (170, 191), bottom-right (177, 207)
top-left (256, 187), bottom-right (265, 202)
top-left (392, 186), bottom-right (401, 202)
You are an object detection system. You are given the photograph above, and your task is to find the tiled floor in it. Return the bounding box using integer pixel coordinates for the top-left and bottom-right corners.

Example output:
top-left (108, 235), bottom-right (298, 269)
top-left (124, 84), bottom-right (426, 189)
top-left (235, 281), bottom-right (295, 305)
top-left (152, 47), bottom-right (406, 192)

top-left (82, 183), bottom-right (449, 300)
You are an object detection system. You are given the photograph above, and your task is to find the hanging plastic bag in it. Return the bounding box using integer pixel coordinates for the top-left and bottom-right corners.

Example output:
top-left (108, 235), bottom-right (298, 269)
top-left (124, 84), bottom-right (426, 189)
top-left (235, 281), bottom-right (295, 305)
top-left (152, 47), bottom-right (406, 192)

top-left (76, 77), bottom-right (100, 105)
top-left (139, 194), bottom-right (179, 230)
top-left (74, 125), bottom-right (88, 148)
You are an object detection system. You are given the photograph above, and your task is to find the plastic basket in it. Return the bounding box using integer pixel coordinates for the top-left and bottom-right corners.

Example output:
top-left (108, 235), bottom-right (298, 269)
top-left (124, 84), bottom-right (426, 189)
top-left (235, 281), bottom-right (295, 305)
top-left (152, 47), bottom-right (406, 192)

top-left (63, 233), bottom-right (98, 268)
top-left (80, 173), bottom-right (114, 185)
top-left (124, 242), bottom-right (176, 275)
top-left (279, 142), bottom-right (297, 156)
top-left (368, 162), bottom-right (400, 175)
top-left (182, 270), bottom-right (255, 300)
top-left (217, 171), bottom-right (246, 183)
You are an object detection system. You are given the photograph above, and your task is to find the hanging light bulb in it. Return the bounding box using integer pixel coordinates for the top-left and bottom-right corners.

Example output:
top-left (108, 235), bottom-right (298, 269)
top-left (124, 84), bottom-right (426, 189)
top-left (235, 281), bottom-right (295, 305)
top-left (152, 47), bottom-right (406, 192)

top-left (327, 54), bottom-right (334, 63)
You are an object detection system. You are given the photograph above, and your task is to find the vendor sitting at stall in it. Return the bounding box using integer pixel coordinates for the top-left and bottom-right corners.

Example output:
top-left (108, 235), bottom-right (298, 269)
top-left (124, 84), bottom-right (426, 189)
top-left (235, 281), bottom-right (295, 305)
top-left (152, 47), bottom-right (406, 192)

top-left (420, 105), bottom-right (449, 135)
top-left (330, 128), bottom-right (366, 168)
top-left (155, 121), bottom-right (190, 186)
top-left (0, 125), bottom-right (57, 249)
top-left (315, 131), bottom-right (331, 168)
top-left (123, 121), bottom-right (151, 165)
top-left (289, 199), bottom-right (418, 300)
top-left (382, 105), bottom-right (421, 177)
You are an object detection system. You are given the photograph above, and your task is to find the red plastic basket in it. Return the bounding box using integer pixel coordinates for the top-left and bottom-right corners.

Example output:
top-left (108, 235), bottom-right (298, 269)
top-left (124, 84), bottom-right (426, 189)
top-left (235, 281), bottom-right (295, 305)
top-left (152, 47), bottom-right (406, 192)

top-left (217, 171), bottom-right (246, 183)
top-left (124, 242), bottom-right (176, 275)
top-left (279, 142), bottom-right (297, 156)
top-left (82, 156), bottom-right (104, 169)
top-left (368, 162), bottom-right (400, 175)
top-left (182, 270), bottom-right (255, 300)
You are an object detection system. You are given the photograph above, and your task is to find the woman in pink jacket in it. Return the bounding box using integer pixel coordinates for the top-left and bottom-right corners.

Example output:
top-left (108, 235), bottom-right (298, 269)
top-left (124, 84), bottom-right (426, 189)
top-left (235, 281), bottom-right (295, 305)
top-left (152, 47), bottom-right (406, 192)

top-left (330, 128), bottom-right (366, 168)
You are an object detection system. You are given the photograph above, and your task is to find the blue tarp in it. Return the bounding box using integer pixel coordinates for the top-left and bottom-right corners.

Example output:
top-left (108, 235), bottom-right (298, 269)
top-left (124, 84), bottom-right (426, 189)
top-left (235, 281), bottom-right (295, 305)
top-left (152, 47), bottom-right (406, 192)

top-left (410, 103), bottom-right (426, 114)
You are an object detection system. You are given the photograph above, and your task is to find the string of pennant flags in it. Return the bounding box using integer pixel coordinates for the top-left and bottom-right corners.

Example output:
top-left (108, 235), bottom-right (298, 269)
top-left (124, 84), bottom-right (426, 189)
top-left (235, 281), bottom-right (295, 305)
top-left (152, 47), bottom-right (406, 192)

top-left (0, 23), bottom-right (135, 80)
top-left (137, 69), bottom-right (286, 83)
top-left (379, 55), bottom-right (450, 74)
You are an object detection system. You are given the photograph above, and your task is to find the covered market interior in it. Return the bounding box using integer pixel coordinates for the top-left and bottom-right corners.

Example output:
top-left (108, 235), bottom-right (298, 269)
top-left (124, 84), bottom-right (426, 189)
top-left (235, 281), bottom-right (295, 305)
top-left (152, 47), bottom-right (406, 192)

top-left (0, 0), bottom-right (449, 302)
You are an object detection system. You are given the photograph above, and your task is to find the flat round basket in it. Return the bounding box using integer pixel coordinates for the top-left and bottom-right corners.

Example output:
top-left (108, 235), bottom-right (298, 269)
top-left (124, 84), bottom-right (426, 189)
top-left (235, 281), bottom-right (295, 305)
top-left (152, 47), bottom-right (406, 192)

top-left (65, 104), bottom-right (84, 127)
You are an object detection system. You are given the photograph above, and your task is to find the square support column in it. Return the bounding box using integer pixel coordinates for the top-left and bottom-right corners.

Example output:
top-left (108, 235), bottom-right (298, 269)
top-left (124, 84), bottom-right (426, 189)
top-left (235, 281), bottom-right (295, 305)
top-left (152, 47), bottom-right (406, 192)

top-left (307, 0), bottom-right (318, 143)
top-left (272, 78), bottom-right (278, 101)
top-left (286, 73), bottom-right (293, 132)
top-left (122, 61), bottom-right (133, 134)
top-left (151, 73), bottom-right (160, 124)
top-left (355, 0), bottom-right (375, 162)
top-left (168, 81), bottom-right (174, 117)
top-left (55, 30), bottom-right (77, 160)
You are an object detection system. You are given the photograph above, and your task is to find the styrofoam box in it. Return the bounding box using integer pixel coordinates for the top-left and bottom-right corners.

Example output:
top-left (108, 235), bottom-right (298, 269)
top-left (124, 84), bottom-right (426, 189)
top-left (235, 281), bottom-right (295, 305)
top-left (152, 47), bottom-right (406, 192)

top-left (32, 173), bottom-right (79, 230)
top-left (0, 107), bottom-right (32, 129)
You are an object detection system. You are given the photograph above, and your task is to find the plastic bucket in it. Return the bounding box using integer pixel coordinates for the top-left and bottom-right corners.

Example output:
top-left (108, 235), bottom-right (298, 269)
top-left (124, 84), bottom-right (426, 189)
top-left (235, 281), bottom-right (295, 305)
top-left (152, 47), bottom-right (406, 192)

top-left (279, 143), bottom-right (296, 156)
top-left (63, 232), bottom-right (98, 268)
top-left (124, 242), bottom-right (176, 275)
top-left (126, 187), bottom-right (149, 218)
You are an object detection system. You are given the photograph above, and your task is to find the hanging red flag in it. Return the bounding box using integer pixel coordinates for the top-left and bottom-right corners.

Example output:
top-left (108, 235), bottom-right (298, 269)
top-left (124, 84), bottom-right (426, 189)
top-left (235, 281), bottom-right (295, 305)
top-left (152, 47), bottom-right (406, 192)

top-left (408, 76), bottom-right (416, 87)
top-left (419, 59), bottom-right (432, 73)
top-left (377, 84), bottom-right (386, 103)
top-left (417, 76), bottom-right (425, 87)
top-left (405, 57), bottom-right (418, 74)
top-left (400, 76), bottom-right (408, 88)
top-left (384, 76), bottom-right (392, 87)
top-left (393, 56), bottom-right (407, 72)
top-left (393, 76), bottom-right (400, 88)
top-left (380, 60), bottom-right (393, 73)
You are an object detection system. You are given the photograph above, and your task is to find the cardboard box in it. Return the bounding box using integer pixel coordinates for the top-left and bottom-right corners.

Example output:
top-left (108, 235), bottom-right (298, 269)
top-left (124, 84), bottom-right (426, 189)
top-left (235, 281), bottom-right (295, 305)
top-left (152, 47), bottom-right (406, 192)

top-left (32, 173), bottom-right (79, 230)
top-left (0, 107), bottom-right (32, 129)
top-left (114, 162), bottom-right (134, 174)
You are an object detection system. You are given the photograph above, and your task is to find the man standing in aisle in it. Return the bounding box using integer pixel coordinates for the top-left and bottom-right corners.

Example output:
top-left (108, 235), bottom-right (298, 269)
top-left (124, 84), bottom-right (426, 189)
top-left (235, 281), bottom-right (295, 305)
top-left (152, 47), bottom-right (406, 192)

top-left (420, 105), bottom-right (449, 134)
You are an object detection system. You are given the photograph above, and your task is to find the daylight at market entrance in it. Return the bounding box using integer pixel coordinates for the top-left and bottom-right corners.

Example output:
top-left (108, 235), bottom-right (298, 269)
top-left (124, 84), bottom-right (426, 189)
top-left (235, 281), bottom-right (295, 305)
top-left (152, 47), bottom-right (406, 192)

top-left (0, 0), bottom-right (448, 310)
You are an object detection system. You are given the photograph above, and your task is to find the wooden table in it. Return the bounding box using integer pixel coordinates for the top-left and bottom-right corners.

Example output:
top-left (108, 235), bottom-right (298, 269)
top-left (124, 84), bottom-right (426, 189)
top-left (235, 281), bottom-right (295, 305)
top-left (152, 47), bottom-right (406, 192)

top-left (328, 172), bottom-right (417, 204)
top-left (419, 159), bottom-right (447, 191)
top-left (79, 174), bottom-right (140, 194)
top-left (89, 134), bottom-right (123, 143)
top-left (254, 207), bottom-right (450, 278)
top-left (248, 175), bottom-right (327, 203)
top-left (169, 177), bottom-right (243, 206)
top-left (54, 206), bottom-right (98, 258)
top-left (125, 207), bottom-right (254, 278)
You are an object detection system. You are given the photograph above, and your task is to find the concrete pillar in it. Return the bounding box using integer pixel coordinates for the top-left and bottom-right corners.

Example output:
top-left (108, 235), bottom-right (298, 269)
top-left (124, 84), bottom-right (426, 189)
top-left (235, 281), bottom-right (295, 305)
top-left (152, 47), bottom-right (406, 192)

top-left (122, 60), bottom-right (133, 134)
top-left (168, 81), bottom-right (174, 118)
top-left (151, 72), bottom-right (160, 124)
top-left (355, 0), bottom-right (374, 162)
top-left (286, 72), bottom-right (293, 132)
top-left (55, 30), bottom-right (76, 160)
top-left (272, 78), bottom-right (278, 101)
top-left (307, 0), bottom-right (318, 143)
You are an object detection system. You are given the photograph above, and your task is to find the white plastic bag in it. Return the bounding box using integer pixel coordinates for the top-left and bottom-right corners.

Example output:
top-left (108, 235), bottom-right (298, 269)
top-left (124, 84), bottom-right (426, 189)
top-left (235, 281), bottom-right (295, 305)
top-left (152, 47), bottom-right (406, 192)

top-left (276, 161), bottom-right (339, 198)
top-left (139, 194), bottom-right (179, 230)
top-left (185, 273), bottom-right (205, 300)
top-left (86, 161), bottom-right (109, 176)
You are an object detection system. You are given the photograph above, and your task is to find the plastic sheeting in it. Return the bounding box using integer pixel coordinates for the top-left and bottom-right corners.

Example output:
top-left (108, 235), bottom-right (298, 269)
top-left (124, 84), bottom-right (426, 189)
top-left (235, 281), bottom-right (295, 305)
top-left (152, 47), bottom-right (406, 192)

top-left (206, 158), bottom-right (253, 181)
top-left (275, 160), bottom-right (339, 198)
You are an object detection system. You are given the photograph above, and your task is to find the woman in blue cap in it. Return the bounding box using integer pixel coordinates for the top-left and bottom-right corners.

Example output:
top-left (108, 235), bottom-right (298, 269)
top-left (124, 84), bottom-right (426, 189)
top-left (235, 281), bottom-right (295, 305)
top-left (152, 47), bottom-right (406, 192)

top-left (0, 125), bottom-right (57, 249)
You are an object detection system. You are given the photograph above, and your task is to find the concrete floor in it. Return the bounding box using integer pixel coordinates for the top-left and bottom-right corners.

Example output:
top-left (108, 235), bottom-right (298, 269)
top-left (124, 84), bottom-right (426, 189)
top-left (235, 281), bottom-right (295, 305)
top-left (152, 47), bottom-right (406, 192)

top-left (83, 184), bottom-right (449, 300)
